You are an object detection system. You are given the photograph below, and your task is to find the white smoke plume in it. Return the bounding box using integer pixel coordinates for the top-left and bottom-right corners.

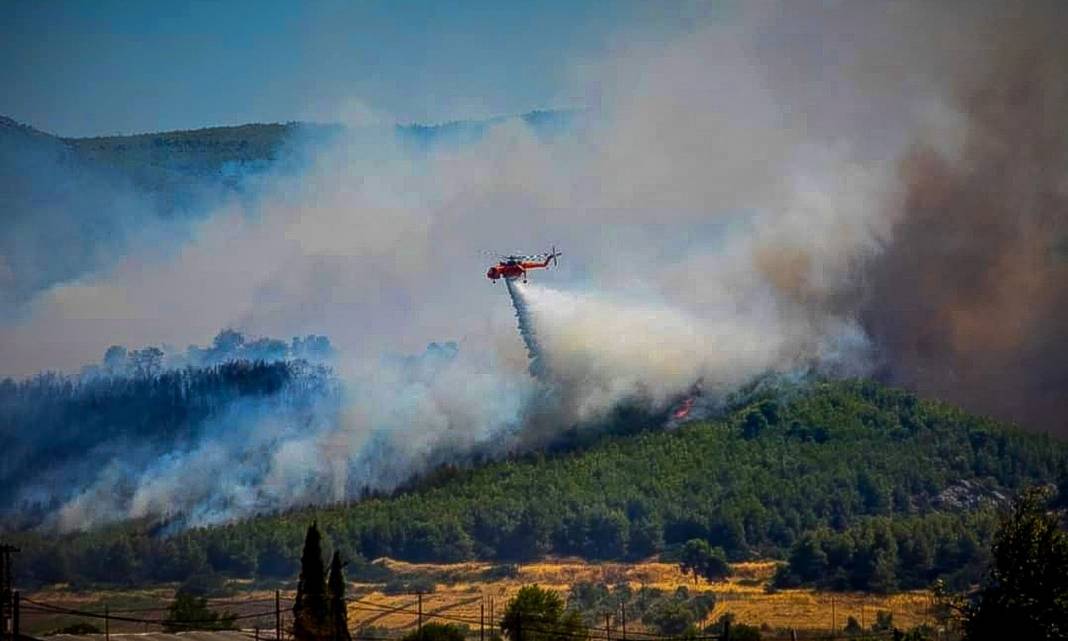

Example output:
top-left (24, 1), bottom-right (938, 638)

top-left (4, 1), bottom-right (1063, 530)
top-left (519, 283), bottom-right (785, 418)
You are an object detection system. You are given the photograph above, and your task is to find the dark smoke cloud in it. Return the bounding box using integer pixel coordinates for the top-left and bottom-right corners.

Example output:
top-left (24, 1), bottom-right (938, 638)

top-left (860, 4), bottom-right (1068, 433)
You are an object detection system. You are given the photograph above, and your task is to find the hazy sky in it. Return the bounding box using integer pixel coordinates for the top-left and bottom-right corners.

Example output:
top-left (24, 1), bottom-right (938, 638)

top-left (2, 0), bottom-right (716, 137)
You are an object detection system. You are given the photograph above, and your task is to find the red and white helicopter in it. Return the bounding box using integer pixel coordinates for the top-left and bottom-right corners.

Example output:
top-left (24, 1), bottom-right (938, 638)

top-left (486, 247), bottom-right (562, 283)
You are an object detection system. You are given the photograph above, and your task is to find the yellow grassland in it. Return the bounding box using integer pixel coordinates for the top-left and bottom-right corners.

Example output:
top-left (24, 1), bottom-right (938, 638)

top-left (25, 560), bottom-right (934, 635)
top-left (347, 559), bottom-right (935, 633)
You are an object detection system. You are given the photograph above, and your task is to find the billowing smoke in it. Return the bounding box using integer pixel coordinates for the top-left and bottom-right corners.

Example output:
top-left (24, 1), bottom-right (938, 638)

top-left (857, 5), bottom-right (1068, 430)
top-left (2, 0), bottom-right (1067, 531)
top-left (36, 343), bottom-right (533, 531)
top-left (517, 282), bottom-right (806, 420)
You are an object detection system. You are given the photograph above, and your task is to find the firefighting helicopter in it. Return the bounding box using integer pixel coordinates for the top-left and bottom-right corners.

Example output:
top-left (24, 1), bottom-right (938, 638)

top-left (486, 246), bottom-right (562, 283)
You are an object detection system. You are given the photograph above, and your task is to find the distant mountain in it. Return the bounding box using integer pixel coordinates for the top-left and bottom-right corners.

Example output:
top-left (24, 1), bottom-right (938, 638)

top-left (2, 116), bottom-right (306, 204)
top-left (0, 115), bottom-right (62, 143)
top-left (1, 115), bottom-right (172, 306)
top-left (3, 109), bottom-right (577, 206)
top-left (4, 109), bottom-right (577, 194)
top-left (61, 122), bottom-right (337, 200)
top-left (0, 109), bottom-right (577, 308)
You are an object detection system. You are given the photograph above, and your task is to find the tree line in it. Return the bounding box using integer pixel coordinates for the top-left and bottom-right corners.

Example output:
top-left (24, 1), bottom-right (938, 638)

top-left (0, 357), bottom-right (337, 528)
top-left (9, 380), bottom-right (1066, 594)
top-left (46, 487), bottom-right (1067, 641)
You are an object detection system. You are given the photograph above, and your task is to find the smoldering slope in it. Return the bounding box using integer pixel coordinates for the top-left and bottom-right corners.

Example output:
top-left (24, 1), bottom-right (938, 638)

top-left (4, 0), bottom-right (1067, 531)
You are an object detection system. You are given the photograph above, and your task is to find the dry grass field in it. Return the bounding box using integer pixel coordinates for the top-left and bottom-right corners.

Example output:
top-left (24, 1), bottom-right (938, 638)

top-left (346, 559), bottom-right (935, 634)
top-left (23, 559), bottom-right (935, 636)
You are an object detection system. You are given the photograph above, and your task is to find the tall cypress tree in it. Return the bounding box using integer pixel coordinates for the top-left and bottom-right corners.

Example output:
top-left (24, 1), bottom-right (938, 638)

top-left (294, 523), bottom-right (329, 641)
top-left (327, 550), bottom-right (352, 641)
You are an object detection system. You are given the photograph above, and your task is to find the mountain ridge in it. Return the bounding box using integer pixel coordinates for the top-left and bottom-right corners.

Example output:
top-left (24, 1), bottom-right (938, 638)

top-left (2, 108), bottom-right (577, 147)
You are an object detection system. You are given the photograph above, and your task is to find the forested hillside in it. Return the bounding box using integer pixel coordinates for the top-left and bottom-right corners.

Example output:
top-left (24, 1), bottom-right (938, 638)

top-left (11, 379), bottom-right (1066, 592)
top-left (62, 122), bottom-right (336, 203)
top-left (0, 349), bottom-right (339, 530)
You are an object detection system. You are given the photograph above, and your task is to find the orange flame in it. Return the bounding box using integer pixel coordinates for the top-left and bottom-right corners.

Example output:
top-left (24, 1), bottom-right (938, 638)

top-left (672, 396), bottom-right (695, 420)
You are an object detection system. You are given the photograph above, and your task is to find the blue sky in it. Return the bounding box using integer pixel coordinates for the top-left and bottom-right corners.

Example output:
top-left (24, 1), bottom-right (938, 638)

top-left (2, 0), bottom-right (714, 137)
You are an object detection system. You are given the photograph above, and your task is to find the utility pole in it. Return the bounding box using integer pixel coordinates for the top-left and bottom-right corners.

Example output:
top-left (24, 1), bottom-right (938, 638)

top-left (11, 592), bottom-right (17, 641)
top-left (0, 544), bottom-right (19, 641)
top-left (0, 548), bottom-right (4, 641)
top-left (620, 601), bottom-right (626, 641)
top-left (276, 590), bottom-right (281, 641)
top-left (604, 613), bottom-right (610, 641)
top-left (480, 600), bottom-right (485, 641)
top-left (831, 597), bottom-right (836, 638)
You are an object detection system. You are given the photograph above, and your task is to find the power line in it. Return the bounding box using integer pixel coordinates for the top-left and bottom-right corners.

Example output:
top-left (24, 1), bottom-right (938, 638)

top-left (21, 602), bottom-right (273, 624)
top-left (30, 595), bottom-right (899, 641)
top-left (22, 595), bottom-right (905, 641)
top-left (207, 596), bottom-right (287, 607)
top-left (21, 595), bottom-right (283, 616)
top-left (344, 599), bottom-right (669, 641)
top-left (22, 598), bottom-right (275, 629)
top-left (347, 602), bottom-right (598, 640)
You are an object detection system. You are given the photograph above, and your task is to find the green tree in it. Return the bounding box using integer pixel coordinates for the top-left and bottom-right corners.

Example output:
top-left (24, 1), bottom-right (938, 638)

top-left (679, 539), bottom-right (731, 584)
top-left (785, 533), bottom-right (828, 584)
top-left (100, 537), bottom-right (138, 583)
top-left (152, 537), bottom-right (209, 582)
top-left (713, 614), bottom-right (761, 641)
top-left (327, 550), bottom-right (353, 641)
top-left (742, 410), bottom-right (768, 439)
top-left (867, 548), bottom-right (899, 594)
top-left (964, 487), bottom-right (1068, 641)
top-left (680, 539), bottom-right (711, 585)
top-left (584, 509), bottom-right (629, 559)
top-left (294, 523), bottom-right (329, 641)
top-left (643, 600), bottom-right (694, 635)
top-left (162, 591), bottom-right (236, 631)
top-left (130, 346), bottom-right (164, 377)
top-left (501, 585), bottom-right (586, 641)
top-left (402, 623), bottom-right (469, 641)
top-left (628, 515), bottom-right (664, 558)
top-left (179, 572), bottom-right (231, 597)
top-left (207, 537), bottom-right (257, 576)
top-left (872, 610), bottom-right (893, 632)
top-left (257, 536), bottom-right (297, 578)
top-left (857, 472), bottom-right (892, 514)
